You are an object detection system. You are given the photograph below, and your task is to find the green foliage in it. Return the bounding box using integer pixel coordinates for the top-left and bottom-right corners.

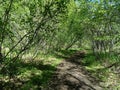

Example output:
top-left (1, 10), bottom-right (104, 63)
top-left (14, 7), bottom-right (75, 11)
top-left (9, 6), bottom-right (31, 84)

top-left (0, 0), bottom-right (120, 89)
top-left (0, 53), bottom-right (61, 89)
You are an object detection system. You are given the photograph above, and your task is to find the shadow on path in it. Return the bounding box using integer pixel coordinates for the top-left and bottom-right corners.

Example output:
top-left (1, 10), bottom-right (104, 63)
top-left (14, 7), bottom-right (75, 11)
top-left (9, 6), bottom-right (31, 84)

top-left (44, 51), bottom-right (103, 90)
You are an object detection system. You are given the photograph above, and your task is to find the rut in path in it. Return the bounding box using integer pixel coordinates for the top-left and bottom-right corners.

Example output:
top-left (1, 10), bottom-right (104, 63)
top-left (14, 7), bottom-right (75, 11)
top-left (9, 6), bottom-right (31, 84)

top-left (44, 51), bottom-right (103, 90)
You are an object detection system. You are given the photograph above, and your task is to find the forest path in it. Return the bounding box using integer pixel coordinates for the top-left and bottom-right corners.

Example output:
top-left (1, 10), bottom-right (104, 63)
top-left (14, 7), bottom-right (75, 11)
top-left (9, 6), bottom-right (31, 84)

top-left (44, 51), bottom-right (103, 90)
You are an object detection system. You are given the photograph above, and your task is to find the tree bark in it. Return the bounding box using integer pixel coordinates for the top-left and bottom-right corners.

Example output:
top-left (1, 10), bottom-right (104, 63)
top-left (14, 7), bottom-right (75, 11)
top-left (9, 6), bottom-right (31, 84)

top-left (0, 46), bottom-right (3, 63)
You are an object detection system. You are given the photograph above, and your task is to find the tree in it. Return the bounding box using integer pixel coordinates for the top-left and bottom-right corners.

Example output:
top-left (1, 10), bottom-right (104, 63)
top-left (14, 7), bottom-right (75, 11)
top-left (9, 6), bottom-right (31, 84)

top-left (0, 0), bottom-right (69, 76)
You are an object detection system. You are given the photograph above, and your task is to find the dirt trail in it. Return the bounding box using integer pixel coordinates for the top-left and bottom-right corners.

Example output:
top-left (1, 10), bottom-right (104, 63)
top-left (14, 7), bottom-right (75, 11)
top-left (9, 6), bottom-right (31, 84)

top-left (44, 52), bottom-right (103, 90)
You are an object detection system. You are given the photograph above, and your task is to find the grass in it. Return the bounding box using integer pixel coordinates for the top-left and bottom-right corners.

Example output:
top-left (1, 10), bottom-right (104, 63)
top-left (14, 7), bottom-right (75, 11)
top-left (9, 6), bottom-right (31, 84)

top-left (0, 52), bottom-right (65, 90)
top-left (52, 49), bottom-right (120, 89)
top-left (82, 52), bottom-right (120, 89)
top-left (0, 49), bottom-right (79, 89)
top-left (0, 49), bottom-right (120, 90)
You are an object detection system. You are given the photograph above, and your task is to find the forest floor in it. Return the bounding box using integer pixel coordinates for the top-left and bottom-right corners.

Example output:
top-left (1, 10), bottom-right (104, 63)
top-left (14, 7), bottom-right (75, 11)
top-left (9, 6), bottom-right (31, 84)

top-left (0, 50), bottom-right (119, 90)
top-left (44, 51), bottom-right (104, 90)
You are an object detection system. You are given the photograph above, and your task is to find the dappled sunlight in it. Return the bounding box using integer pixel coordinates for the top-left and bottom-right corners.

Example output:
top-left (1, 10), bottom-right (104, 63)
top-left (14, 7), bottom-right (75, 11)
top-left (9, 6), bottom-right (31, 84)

top-left (45, 51), bottom-right (103, 90)
top-left (0, 54), bottom-right (59, 90)
top-left (0, 0), bottom-right (120, 89)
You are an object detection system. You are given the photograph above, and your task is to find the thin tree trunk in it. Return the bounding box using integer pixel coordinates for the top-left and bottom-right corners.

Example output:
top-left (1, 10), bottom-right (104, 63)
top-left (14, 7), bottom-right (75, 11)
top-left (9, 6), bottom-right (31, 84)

top-left (0, 46), bottom-right (3, 63)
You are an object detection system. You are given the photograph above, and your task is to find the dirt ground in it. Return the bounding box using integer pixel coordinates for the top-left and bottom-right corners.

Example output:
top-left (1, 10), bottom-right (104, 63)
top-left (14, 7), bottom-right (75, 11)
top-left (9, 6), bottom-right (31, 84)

top-left (44, 52), bottom-right (103, 90)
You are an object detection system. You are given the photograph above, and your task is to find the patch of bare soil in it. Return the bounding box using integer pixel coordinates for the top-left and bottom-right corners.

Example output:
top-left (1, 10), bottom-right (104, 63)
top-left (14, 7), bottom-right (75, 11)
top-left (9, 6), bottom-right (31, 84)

top-left (44, 51), bottom-right (103, 90)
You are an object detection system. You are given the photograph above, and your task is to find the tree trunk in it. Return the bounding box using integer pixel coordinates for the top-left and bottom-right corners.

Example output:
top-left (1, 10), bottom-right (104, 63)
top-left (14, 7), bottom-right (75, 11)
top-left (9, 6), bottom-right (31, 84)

top-left (0, 46), bottom-right (3, 63)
